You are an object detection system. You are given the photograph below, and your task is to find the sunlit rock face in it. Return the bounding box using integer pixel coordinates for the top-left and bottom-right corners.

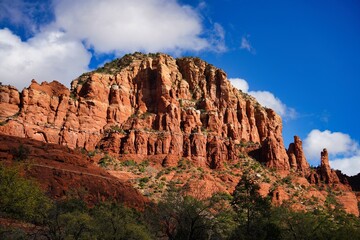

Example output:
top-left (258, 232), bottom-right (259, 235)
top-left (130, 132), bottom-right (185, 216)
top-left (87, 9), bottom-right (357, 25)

top-left (0, 53), bottom-right (289, 170)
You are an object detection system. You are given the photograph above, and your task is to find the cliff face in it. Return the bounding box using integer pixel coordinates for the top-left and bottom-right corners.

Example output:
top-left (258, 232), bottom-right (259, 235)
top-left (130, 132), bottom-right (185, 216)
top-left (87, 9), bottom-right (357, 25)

top-left (0, 52), bottom-right (358, 215)
top-left (0, 134), bottom-right (147, 208)
top-left (308, 149), bottom-right (342, 185)
top-left (0, 53), bottom-right (289, 170)
top-left (287, 136), bottom-right (310, 176)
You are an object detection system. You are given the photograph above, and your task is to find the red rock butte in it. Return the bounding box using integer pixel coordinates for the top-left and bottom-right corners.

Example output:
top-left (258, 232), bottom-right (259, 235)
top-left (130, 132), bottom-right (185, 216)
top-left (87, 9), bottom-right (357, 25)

top-left (0, 52), bottom-right (358, 215)
top-left (0, 53), bottom-right (289, 169)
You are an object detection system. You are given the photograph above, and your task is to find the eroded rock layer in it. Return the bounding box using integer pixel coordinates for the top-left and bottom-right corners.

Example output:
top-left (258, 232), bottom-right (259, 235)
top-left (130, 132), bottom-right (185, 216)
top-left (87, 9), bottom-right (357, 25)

top-left (0, 52), bottom-right (358, 216)
top-left (0, 53), bottom-right (289, 170)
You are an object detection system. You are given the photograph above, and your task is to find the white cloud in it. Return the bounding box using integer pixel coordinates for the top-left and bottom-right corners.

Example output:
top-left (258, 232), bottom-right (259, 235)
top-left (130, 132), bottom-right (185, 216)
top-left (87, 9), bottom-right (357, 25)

top-left (228, 78), bottom-right (249, 92)
top-left (0, 0), bottom-right (52, 34)
top-left (249, 91), bottom-right (287, 116)
top-left (330, 156), bottom-right (360, 176)
top-left (303, 129), bottom-right (359, 159)
top-left (208, 23), bottom-right (227, 53)
top-left (240, 35), bottom-right (255, 54)
top-left (0, 0), bottom-right (226, 89)
top-left (51, 0), bottom-right (222, 54)
top-left (0, 28), bottom-right (91, 89)
top-left (229, 78), bottom-right (296, 119)
top-left (303, 129), bottom-right (360, 176)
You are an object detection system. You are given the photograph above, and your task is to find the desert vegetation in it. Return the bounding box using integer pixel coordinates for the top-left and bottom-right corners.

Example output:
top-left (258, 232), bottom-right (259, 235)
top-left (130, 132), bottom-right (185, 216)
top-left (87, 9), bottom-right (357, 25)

top-left (1, 163), bottom-right (360, 240)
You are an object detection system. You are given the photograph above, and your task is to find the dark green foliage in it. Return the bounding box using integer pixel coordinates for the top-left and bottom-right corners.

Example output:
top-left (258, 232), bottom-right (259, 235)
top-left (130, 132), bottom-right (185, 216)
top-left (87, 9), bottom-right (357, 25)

top-left (95, 52), bottom-right (163, 75)
top-left (70, 92), bottom-right (77, 101)
top-left (2, 163), bottom-right (360, 240)
top-left (87, 150), bottom-right (97, 157)
top-left (0, 164), bottom-right (51, 223)
top-left (98, 154), bottom-right (115, 168)
top-left (139, 112), bottom-right (152, 119)
top-left (138, 160), bottom-right (149, 173)
top-left (110, 125), bottom-right (126, 134)
top-left (281, 175), bottom-right (292, 184)
top-left (91, 202), bottom-right (152, 240)
top-left (43, 199), bottom-right (93, 240)
top-left (95, 54), bottom-right (134, 74)
top-left (10, 144), bottom-right (30, 161)
top-left (231, 174), bottom-right (277, 240)
top-left (177, 158), bottom-right (192, 170)
top-left (0, 164), bottom-right (152, 239)
top-left (270, 206), bottom-right (360, 240)
top-left (147, 187), bottom-right (236, 240)
top-left (139, 177), bottom-right (150, 188)
top-left (42, 199), bottom-right (152, 240)
top-left (121, 159), bottom-right (137, 167)
top-left (0, 226), bottom-right (27, 240)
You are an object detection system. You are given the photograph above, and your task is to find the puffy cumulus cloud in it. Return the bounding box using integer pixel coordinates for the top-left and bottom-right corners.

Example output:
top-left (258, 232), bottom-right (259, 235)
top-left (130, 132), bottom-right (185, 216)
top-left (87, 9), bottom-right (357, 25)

top-left (51, 0), bottom-right (223, 54)
top-left (330, 156), bottom-right (360, 176)
top-left (303, 129), bottom-right (360, 176)
top-left (0, 0), bottom-right (53, 35)
top-left (228, 78), bottom-right (296, 119)
top-left (249, 91), bottom-right (288, 117)
top-left (228, 78), bottom-right (249, 93)
top-left (1, 0), bottom-right (226, 89)
top-left (0, 28), bottom-right (91, 89)
top-left (303, 129), bottom-right (359, 159)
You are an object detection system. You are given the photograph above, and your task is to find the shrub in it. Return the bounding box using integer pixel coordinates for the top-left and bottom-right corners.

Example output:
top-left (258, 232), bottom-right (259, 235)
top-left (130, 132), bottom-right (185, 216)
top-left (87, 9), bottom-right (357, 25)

top-left (11, 144), bottom-right (30, 161)
top-left (281, 175), bottom-right (292, 185)
top-left (122, 159), bottom-right (137, 167)
top-left (87, 150), bottom-right (97, 157)
top-left (0, 164), bottom-right (51, 222)
top-left (110, 125), bottom-right (126, 134)
top-left (139, 177), bottom-right (150, 188)
top-left (98, 155), bottom-right (115, 168)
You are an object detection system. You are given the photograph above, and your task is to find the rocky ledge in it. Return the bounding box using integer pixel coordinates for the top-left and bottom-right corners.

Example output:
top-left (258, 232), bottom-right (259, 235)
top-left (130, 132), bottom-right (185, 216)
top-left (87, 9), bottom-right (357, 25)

top-left (0, 53), bottom-right (295, 170)
top-left (0, 52), bottom-right (357, 215)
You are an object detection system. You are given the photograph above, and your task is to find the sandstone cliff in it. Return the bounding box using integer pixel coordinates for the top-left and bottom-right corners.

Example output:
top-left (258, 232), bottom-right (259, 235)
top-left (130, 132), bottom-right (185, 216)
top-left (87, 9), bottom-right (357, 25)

top-left (0, 52), bottom-right (358, 215)
top-left (0, 53), bottom-right (289, 170)
top-left (287, 136), bottom-right (310, 175)
top-left (0, 134), bottom-right (147, 208)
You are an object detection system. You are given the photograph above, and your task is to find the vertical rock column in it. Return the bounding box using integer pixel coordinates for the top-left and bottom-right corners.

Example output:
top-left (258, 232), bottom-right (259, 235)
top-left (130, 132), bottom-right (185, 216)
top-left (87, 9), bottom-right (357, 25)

top-left (287, 136), bottom-right (310, 176)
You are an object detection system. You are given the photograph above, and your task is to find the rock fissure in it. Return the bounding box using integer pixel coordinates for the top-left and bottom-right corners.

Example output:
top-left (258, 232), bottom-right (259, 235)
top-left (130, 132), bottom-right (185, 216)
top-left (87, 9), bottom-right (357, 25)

top-left (0, 53), bottom-right (358, 215)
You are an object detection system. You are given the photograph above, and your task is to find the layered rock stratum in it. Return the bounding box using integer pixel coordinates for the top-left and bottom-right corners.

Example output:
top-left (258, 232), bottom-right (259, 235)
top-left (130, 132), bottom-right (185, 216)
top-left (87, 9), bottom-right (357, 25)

top-left (0, 53), bottom-right (289, 169)
top-left (0, 52), bottom-right (358, 215)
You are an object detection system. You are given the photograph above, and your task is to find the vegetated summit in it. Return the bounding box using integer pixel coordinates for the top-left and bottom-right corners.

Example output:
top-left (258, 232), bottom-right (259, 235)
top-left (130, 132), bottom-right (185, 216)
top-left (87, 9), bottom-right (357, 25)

top-left (0, 52), bottom-right (359, 216)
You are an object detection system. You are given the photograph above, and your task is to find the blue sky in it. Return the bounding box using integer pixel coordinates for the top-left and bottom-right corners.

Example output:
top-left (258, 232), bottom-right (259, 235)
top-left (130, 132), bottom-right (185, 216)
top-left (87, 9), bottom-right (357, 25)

top-left (0, 0), bottom-right (359, 175)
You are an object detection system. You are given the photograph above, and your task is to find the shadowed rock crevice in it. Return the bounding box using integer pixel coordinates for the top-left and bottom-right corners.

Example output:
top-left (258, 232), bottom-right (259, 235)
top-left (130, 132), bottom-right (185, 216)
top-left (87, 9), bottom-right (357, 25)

top-left (0, 53), bottom-right (359, 216)
top-left (0, 53), bottom-right (292, 170)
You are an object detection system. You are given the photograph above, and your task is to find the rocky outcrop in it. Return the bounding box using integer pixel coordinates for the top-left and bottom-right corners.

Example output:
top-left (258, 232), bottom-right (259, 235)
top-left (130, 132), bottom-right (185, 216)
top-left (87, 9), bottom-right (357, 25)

top-left (0, 134), bottom-right (147, 208)
top-left (0, 53), bottom-right (289, 170)
top-left (271, 186), bottom-right (290, 206)
top-left (0, 53), bottom-right (359, 216)
top-left (0, 85), bottom-right (20, 121)
top-left (287, 136), bottom-right (310, 175)
top-left (308, 149), bottom-right (341, 185)
top-left (319, 149), bottom-right (338, 184)
top-left (347, 173), bottom-right (360, 191)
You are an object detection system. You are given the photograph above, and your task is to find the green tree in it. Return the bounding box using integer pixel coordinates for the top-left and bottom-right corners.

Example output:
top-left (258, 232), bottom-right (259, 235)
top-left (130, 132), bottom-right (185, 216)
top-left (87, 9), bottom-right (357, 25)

top-left (0, 226), bottom-right (27, 240)
top-left (231, 174), bottom-right (278, 240)
top-left (43, 198), bottom-right (93, 240)
top-left (270, 205), bottom-right (360, 240)
top-left (11, 144), bottom-right (30, 161)
top-left (0, 164), bottom-right (51, 223)
top-left (148, 186), bottom-right (236, 240)
top-left (91, 202), bottom-right (152, 240)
